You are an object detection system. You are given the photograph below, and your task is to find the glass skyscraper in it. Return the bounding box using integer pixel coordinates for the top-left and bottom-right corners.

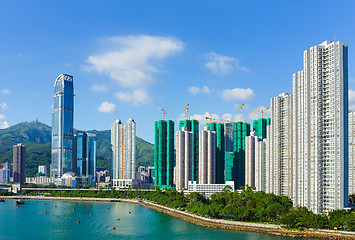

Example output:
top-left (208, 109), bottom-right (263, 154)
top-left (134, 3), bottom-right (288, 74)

top-left (51, 74), bottom-right (74, 179)
top-left (73, 132), bottom-right (96, 185)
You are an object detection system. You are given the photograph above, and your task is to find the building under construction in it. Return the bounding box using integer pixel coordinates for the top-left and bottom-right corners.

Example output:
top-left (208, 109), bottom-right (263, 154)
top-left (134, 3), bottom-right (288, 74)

top-left (253, 118), bottom-right (270, 139)
top-left (226, 121), bottom-right (250, 188)
top-left (206, 122), bottom-right (225, 184)
top-left (154, 120), bottom-right (174, 189)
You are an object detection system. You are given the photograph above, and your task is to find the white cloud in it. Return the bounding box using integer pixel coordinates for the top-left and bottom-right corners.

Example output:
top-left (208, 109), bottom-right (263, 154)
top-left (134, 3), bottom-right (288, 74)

top-left (90, 84), bottom-right (108, 93)
top-left (98, 101), bottom-right (116, 114)
top-left (0, 114), bottom-right (5, 120)
top-left (85, 35), bottom-right (184, 89)
top-left (1, 89), bottom-right (11, 94)
top-left (205, 52), bottom-right (249, 75)
top-left (0, 102), bottom-right (8, 110)
top-left (115, 89), bottom-right (152, 106)
top-left (220, 88), bottom-right (255, 102)
top-left (349, 77), bottom-right (355, 82)
top-left (0, 121), bottom-right (9, 129)
top-left (188, 86), bottom-right (212, 95)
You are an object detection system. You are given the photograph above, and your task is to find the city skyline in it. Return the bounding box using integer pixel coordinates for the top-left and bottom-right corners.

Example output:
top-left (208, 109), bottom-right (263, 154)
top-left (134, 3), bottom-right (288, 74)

top-left (1, 1), bottom-right (355, 143)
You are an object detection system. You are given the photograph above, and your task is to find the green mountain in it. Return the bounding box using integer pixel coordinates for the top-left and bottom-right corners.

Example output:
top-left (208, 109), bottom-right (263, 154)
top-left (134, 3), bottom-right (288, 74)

top-left (0, 121), bottom-right (154, 177)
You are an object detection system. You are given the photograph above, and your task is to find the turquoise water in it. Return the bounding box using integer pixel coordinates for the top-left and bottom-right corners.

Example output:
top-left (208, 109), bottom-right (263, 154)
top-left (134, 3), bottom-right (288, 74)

top-left (0, 200), bottom-right (311, 240)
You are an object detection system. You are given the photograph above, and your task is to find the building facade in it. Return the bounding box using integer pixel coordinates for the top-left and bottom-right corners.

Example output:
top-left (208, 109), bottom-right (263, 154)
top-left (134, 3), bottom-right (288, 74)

top-left (13, 143), bottom-right (26, 184)
top-left (0, 162), bottom-right (13, 177)
top-left (73, 132), bottom-right (96, 185)
top-left (51, 74), bottom-right (74, 179)
top-left (187, 181), bottom-right (235, 198)
top-left (179, 119), bottom-right (199, 183)
top-left (255, 139), bottom-right (267, 192)
top-left (38, 166), bottom-right (47, 177)
top-left (206, 122), bottom-right (225, 183)
top-left (154, 120), bottom-right (174, 188)
top-left (253, 118), bottom-right (270, 139)
top-left (292, 41), bottom-right (348, 213)
top-left (112, 119), bottom-right (136, 183)
top-left (175, 127), bottom-right (193, 190)
top-left (245, 132), bottom-right (262, 188)
top-left (266, 92), bottom-right (293, 197)
top-left (232, 121), bottom-right (250, 188)
top-left (349, 111), bottom-right (355, 195)
top-left (198, 126), bottom-right (216, 184)
top-left (0, 169), bottom-right (10, 183)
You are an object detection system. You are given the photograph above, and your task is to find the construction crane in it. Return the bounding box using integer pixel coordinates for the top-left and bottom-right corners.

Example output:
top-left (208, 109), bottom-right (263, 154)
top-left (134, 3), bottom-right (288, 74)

top-left (185, 103), bottom-right (189, 119)
top-left (252, 106), bottom-right (269, 118)
top-left (205, 116), bottom-right (231, 123)
top-left (237, 103), bottom-right (244, 121)
top-left (161, 107), bottom-right (167, 120)
top-left (205, 116), bottom-right (216, 124)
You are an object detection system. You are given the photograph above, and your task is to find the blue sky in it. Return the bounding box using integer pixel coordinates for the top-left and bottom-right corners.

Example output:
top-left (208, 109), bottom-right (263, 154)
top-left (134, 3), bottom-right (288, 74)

top-left (0, 0), bottom-right (355, 143)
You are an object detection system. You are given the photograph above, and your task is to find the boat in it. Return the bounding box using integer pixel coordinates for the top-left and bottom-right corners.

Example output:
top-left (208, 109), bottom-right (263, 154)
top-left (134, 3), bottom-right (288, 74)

top-left (16, 200), bottom-right (25, 205)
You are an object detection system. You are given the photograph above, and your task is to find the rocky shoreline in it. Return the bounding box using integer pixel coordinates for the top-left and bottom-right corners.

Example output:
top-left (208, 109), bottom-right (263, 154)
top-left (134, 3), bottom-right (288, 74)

top-left (2, 195), bottom-right (355, 239)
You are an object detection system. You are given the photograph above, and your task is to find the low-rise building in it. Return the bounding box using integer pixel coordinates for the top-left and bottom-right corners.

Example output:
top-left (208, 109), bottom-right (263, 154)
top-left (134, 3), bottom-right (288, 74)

top-left (112, 179), bottom-right (138, 188)
top-left (26, 176), bottom-right (52, 184)
top-left (187, 181), bottom-right (235, 198)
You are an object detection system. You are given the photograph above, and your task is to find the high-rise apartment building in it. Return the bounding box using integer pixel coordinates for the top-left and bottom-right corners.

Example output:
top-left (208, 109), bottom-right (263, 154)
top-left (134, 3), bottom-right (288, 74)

top-left (206, 122), bottom-right (225, 183)
top-left (179, 119), bottom-right (199, 182)
top-left (245, 132), bottom-right (262, 188)
top-left (112, 119), bottom-right (136, 183)
top-left (154, 120), bottom-right (174, 188)
top-left (266, 92), bottom-right (293, 197)
top-left (13, 143), bottom-right (26, 184)
top-left (255, 138), bottom-right (267, 192)
top-left (73, 132), bottom-right (96, 185)
top-left (199, 126), bottom-right (216, 184)
top-left (292, 41), bottom-right (348, 213)
top-left (175, 127), bottom-right (193, 190)
top-left (51, 74), bottom-right (74, 179)
top-left (349, 111), bottom-right (355, 195)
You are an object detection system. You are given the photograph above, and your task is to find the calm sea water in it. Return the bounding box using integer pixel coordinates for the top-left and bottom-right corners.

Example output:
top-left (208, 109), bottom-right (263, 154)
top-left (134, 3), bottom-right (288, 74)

top-left (0, 200), bottom-right (312, 240)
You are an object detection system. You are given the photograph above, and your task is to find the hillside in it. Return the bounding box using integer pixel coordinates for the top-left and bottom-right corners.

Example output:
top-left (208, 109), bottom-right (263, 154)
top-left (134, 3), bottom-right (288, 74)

top-left (0, 121), bottom-right (154, 177)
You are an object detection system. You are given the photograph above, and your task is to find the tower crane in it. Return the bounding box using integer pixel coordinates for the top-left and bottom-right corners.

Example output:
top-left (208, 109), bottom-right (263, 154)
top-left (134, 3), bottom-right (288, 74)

top-left (185, 103), bottom-right (189, 119)
top-left (205, 116), bottom-right (217, 124)
top-left (251, 106), bottom-right (269, 118)
top-left (161, 107), bottom-right (167, 120)
top-left (205, 116), bottom-right (231, 123)
top-left (237, 103), bottom-right (244, 121)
